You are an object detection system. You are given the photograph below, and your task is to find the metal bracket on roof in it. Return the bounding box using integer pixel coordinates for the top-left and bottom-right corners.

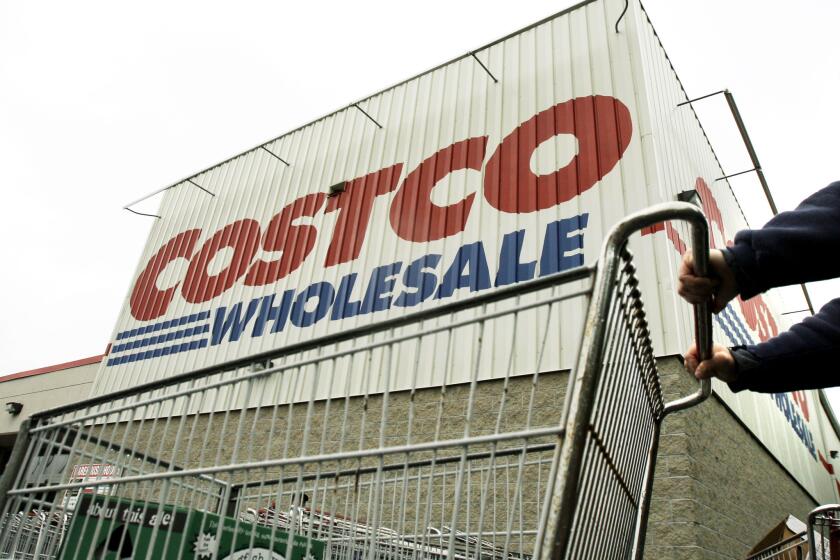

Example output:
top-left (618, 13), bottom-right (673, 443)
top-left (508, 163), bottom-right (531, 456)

top-left (677, 90), bottom-right (777, 213)
top-left (260, 145), bottom-right (290, 166)
top-left (123, 179), bottom-right (212, 219)
top-left (676, 90), bottom-right (727, 107)
top-left (328, 181), bottom-right (346, 198)
top-left (615, 0), bottom-right (629, 33)
top-left (715, 168), bottom-right (760, 182)
top-left (125, 208), bottom-right (161, 219)
top-left (187, 179), bottom-right (215, 197)
top-left (678, 88), bottom-right (815, 316)
top-left (470, 52), bottom-right (498, 83)
top-left (352, 103), bottom-right (382, 129)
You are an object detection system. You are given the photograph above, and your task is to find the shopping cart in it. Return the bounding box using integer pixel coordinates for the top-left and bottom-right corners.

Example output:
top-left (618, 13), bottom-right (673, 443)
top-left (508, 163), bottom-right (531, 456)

top-left (0, 202), bottom-right (712, 560)
top-left (0, 510), bottom-right (71, 559)
top-left (746, 505), bottom-right (840, 560)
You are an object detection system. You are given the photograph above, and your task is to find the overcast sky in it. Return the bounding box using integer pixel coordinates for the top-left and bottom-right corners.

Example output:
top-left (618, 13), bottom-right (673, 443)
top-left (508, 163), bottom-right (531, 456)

top-left (1, 1), bottom-right (838, 384)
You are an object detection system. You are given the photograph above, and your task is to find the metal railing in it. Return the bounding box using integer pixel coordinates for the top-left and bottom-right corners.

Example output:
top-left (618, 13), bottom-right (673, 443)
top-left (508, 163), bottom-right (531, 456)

top-left (0, 511), bottom-right (71, 560)
top-left (0, 202), bottom-right (711, 560)
top-left (807, 505), bottom-right (840, 560)
top-left (745, 505), bottom-right (840, 560)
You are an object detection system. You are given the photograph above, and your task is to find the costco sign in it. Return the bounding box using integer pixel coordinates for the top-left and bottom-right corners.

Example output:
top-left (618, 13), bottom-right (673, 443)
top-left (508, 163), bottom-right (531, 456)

top-left (112, 96), bottom-right (631, 367)
top-left (98, 0), bottom-right (840, 507)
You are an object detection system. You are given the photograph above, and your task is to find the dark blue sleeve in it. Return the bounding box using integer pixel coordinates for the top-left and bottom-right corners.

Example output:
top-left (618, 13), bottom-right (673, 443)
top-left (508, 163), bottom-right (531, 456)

top-left (727, 181), bottom-right (840, 299)
top-left (728, 298), bottom-right (840, 393)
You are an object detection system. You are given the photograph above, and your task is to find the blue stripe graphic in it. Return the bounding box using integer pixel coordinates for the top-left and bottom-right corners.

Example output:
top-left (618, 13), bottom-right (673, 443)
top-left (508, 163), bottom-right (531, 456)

top-left (714, 314), bottom-right (738, 345)
top-left (116, 312), bottom-right (211, 340)
top-left (111, 325), bottom-right (210, 354)
top-left (106, 339), bottom-right (208, 367)
top-left (720, 305), bottom-right (754, 345)
top-left (719, 309), bottom-right (748, 345)
top-left (725, 306), bottom-right (756, 345)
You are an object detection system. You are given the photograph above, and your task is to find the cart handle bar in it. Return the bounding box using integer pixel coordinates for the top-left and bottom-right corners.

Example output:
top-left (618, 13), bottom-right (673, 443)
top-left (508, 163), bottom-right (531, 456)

top-left (603, 201), bottom-right (713, 415)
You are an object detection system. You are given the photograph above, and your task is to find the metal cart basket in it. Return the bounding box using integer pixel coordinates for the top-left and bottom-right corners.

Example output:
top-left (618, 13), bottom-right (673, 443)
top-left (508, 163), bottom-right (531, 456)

top-left (746, 504), bottom-right (840, 560)
top-left (0, 202), bottom-right (712, 560)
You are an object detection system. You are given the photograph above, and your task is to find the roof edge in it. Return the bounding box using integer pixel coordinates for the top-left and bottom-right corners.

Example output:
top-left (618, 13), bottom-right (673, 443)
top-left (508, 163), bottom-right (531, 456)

top-left (123, 0), bottom-right (600, 210)
top-left (0, 355), bottom-right (105, 384)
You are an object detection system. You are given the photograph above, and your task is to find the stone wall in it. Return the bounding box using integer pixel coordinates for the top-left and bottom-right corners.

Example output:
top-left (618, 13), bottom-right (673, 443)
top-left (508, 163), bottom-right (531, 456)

top-left (35, 356), bottom-right (819, 558)
top-left (644, 358), bottom-right (817, 560)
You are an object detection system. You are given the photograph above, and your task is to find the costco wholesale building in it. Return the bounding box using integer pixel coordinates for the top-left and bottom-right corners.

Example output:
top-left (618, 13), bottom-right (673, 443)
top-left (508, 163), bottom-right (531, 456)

top-left (1, 0), bottom-right (838, 558)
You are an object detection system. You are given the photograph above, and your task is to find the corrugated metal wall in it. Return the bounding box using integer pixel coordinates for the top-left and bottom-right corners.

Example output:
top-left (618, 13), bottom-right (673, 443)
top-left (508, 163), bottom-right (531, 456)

top-left (91, 0), bottom-right (839, 504)
top-left (95, 0), bottom-right (661, 395)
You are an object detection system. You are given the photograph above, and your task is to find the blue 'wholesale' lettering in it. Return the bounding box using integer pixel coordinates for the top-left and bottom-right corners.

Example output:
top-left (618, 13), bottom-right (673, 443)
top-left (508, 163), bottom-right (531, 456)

top-left (394, 254), bottom-right (442, 308)
top-left (495, 230), bottom-right (536, 287)
top-left (332, 274), bottom-right (362, 320)
top-left (290, 282), bottom-right (335, 328)
top-left (361, 263), bottom-right (402, 313)
top-left (210, 214), bottom-right (591, 346)
top-left (436, 242), bottom-right (492, 299)
top-left (252, 291), bottom-right (294, 336)
top-left (771, 392), bottom-right (816, 459)
top-left (210, 298), bottom-right (261, 344)
top-left (540, 213), bottom-right (589, 276)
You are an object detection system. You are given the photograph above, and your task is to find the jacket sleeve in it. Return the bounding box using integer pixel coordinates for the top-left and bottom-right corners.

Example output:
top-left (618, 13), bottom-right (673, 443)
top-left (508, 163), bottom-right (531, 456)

top-left (726, 181), bottom-right (840, 299)
top-left (728, 298), bottom-right (840, 393)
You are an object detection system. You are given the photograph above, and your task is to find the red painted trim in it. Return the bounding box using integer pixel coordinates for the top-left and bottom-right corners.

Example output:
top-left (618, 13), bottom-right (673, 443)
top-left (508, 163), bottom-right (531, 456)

top-left (0, 355), bottom-right (104, 383)
top-left (820, 450), bottom-right (836, 475)
top-left (640, 222), bottom-right (665, 235)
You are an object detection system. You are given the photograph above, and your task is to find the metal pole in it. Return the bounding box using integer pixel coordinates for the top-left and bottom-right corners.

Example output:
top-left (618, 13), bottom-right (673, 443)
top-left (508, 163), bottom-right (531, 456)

top-left (0, 419), bottom-right (32, 516)
top-left (722, 91), bottom-right (777, 214)
top-left (679, 88), bottom-right (815, 316)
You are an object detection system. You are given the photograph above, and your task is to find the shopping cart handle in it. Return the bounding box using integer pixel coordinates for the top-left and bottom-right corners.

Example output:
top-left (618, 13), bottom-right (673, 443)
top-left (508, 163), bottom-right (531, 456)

top-left (662, 368), bottom-right (712, 415)
top-left (660, 203), bottom-right (713, 416)
top-left (603, 201), bottom-right (713, 416)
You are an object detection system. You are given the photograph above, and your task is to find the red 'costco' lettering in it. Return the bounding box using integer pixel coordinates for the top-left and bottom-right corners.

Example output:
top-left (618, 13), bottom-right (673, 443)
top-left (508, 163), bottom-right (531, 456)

top-left (182, 220), bottom-right (261, 303)
top-left (324, 164), bottom-right (403, 266)
top-left (244, 193), bottom-right (327, 286)
top-left (130, 229), bottom-right (203, 321)
top-left (390, 136), bottom-right (487, 242)
top-left (128, 95), bottom-right (633, 321)
top-left (484, 95), bottom-right (632, 213)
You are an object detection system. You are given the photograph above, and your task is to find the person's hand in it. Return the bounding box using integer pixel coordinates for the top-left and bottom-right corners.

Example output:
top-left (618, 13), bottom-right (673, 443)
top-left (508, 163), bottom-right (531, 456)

top-left (684, 343), bottom-right (737, 383)
top-left (677, 249), bottom-right (738, 313)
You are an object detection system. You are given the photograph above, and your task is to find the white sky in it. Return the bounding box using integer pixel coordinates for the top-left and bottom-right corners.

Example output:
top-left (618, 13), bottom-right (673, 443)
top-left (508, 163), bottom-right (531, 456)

top-left (1, 1), bottom-right (838, 387)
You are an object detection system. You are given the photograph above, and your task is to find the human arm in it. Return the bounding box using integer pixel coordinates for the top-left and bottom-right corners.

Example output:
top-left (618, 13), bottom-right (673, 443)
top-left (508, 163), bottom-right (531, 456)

top-left (726, 298), bottom-right (840, 392)
top-left (683, 298), bottom-right (840, 392)
top-left (679, 181), bottom-right (840, 390)
top-left (728, 181), bottom-right (840, 297)
top-left (679, 181), bottom-right (840, 307)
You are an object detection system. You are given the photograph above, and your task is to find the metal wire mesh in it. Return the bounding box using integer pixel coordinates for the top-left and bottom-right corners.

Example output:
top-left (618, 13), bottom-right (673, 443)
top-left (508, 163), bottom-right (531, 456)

top-left (0, 511), bottom-right (71, 560)
top-left (807, 506), bottom-right (838, 560)
top-left (564, 255), bottom-right (662, 559)
top-left (744, 506), bottom-right (840, 560)
top-left (747, 534), bottom-right (809, 560)
top-left (0, 203), bottom-right (711, 560)
top-left (0, 280), bottom-right (586, 560)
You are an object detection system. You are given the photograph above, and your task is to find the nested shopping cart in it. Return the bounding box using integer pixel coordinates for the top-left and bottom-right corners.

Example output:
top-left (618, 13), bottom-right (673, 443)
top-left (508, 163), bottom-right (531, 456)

top-left (0, 202), bottom-right (712, 560)
top-left (746, 505), bottom-right (840, 560)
